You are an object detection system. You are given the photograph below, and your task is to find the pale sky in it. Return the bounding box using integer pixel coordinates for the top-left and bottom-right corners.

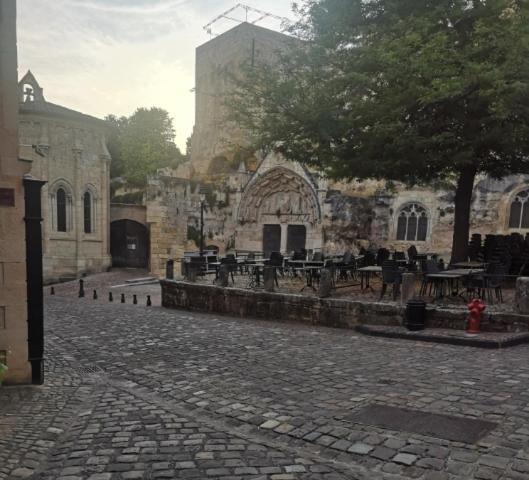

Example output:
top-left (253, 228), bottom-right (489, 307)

top-left (17, 0), bottom-right (296, 150)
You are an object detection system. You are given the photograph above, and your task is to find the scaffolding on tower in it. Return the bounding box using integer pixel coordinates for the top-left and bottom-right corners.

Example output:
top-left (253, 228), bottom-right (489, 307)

top-left (203, 3), bottom-right (290, 37)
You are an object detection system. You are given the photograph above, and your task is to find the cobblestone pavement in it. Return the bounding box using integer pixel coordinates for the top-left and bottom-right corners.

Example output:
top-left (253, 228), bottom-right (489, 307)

top-left (3, 271), bottom-right (529, 479)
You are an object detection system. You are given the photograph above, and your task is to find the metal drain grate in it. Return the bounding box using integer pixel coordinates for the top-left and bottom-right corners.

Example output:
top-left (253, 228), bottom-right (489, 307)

top-left (345, 404), bottom-right (497, 443)
top-left (76, 365), bottom-right (104, 375)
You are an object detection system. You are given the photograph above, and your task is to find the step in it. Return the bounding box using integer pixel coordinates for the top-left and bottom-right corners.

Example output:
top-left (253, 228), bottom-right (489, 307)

top-left (356, 324), bottom-right (529, 349)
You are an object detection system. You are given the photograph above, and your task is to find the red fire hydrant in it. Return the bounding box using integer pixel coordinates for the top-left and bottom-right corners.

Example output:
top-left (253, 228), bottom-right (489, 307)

top-left (467, 298), bottom-right (486, 334)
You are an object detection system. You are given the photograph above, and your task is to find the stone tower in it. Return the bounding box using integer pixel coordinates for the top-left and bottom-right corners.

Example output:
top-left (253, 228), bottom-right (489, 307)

top-left (190, 22), bottom-right (295, 177)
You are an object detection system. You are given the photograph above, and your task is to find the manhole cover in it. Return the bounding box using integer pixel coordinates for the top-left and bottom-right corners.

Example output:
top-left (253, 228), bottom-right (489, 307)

top-left (345, 404), bottom-right (496, 444)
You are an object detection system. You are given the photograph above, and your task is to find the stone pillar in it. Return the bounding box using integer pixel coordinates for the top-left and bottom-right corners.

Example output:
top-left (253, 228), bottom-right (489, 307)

top-left (515, 277), bottom-right (529, 314)
top-left (216, 265), bottom-right (229, 287)
top-left (400, 273), bottom-right (416, 305)
top-left (319, 268), bottom-right (333, 298)
top-left (263, 266), bottom-right (275, 292)
top-left (280, 223), bottom-right (288, 254)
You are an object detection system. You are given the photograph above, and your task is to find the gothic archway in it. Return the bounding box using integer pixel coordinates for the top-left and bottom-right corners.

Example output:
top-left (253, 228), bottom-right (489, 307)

top-left (237, 167), bottom-right (321, 225)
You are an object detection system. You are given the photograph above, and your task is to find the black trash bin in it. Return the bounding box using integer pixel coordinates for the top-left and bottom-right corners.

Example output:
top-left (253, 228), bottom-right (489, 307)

top-left (405, 299), bottom-right (426, 331)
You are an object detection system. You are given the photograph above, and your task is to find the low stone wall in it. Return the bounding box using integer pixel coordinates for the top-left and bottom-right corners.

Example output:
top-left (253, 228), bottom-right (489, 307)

top-left (160, 280), bottom-right (529, 333)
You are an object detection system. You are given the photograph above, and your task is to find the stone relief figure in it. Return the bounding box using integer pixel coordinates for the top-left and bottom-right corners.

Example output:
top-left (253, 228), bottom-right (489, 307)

top-left (262, 192), bottom-right (306, 216)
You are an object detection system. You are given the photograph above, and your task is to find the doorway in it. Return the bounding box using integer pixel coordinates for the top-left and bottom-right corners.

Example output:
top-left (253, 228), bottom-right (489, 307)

top-left (262, 224), bottom-right (281, 257)
top-left (286, 225), bottom-right (307, 253)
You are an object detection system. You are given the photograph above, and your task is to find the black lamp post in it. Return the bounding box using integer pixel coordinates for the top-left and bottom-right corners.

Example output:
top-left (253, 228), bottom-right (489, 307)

top-left (199, 185), bottom-right (208, 257)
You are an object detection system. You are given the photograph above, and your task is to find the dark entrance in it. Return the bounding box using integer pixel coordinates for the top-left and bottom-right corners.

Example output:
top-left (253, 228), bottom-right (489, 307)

top-left (110, 220), bottom-right (149, 268)
top-left (262, 224), bottom-right (281, 257)
top-left (286, 225), bottom-right (306, 253)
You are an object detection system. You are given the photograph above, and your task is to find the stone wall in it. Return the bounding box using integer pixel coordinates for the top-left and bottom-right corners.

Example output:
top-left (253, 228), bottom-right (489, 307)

top-left (161, 280), bottom-right (529, 333)
top-left (110, 203), bottom-right (146, 226)
top-left (0, 0), bottom-right (32, 384)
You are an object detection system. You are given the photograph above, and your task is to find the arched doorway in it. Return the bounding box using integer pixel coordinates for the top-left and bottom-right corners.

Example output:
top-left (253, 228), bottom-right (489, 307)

top-left (110, 219), bottom-right (149, 268)
top-left (237, 166), bottom-right (322, 254)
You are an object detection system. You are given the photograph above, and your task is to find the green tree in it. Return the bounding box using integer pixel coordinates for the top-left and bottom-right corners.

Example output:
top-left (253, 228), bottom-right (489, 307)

top-left (228, 0), bottom-right (529, 262)
top-left (105, 114), bottom-right (128, 179)
top-left (106, 108), bottom-right (184, 188)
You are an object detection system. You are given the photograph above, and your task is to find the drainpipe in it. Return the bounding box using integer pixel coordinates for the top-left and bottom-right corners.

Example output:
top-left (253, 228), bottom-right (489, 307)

top-left (23, 176), bottom-right (46, 384)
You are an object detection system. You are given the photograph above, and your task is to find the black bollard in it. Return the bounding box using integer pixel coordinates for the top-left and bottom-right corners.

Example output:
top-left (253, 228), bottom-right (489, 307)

top-left (133, 294), bottom-right (137, 305)
top-left (93, 289), bottom-right (98, 300)
top-left (50, 286), bottom-right (55, 295)
top-left (120, 293), bottom-right (125, 303)
top-left (108, 292), bottom-right (113, 302)
top-left (146, 295), bottom-right (152, 307)
top-left (78, 279), bottom-right (85, 298)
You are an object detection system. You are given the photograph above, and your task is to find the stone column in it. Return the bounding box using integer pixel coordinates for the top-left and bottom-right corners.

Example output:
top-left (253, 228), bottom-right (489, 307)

top-left (319, 269), bottom-right (333, 298)
top-left (263, 266), bottom-right (275, 292)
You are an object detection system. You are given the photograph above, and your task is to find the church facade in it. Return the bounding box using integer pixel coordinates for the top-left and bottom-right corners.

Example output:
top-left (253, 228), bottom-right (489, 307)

top-left (18, 72), bottom-right (111, 283)
top-left (146, 22), bottom-right (529, 276)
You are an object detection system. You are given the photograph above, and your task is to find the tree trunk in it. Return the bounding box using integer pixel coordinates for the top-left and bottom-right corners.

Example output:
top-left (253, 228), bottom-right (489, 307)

top-left (450, 165), bottom-right (478, 264)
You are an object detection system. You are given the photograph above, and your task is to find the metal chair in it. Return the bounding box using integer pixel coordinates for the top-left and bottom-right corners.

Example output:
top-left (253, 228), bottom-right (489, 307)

top-left (380, 260), bottom-right (402, 300)
top-left (265, 252), bottom-right (284, 286)
top-left (419, 259), bottom-right (440, 296)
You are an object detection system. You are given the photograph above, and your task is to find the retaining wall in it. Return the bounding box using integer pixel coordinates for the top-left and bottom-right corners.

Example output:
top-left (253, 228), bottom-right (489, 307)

top-left (160, 280), bottom-right (529, 333)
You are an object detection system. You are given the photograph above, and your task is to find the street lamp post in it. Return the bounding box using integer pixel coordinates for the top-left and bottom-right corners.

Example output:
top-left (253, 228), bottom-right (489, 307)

top-left (199, 185), bottom-right (208, 257)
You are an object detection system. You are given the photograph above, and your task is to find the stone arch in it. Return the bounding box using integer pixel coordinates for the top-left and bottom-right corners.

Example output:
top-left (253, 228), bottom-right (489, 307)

top-left (237, 167), bottom-right (321, 225)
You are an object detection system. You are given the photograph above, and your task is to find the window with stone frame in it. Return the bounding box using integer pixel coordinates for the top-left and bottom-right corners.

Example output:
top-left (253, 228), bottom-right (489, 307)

top-left (396, 203), bottom-right (429, 242)
top-left (509, 189), bottom-right (529, 229)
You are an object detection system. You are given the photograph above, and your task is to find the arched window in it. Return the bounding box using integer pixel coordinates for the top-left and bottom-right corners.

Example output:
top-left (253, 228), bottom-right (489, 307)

top-left (56, 188), bottom-right (67, 232)
top-left (396, 203), bottom-right (428, 241)
top-left (509, 189), bottom-right (529, 229)
top-left (84, 192), bottom-right (92, 233)
top-left (50, 181), bottom-right (73, 233)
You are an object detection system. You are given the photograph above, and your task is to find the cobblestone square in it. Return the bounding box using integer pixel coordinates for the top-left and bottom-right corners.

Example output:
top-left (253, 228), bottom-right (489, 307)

top-left (3, 271), bottom-right (529, 479)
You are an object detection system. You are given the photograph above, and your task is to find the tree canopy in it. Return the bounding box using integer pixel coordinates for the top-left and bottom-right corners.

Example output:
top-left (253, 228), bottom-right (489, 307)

top-left (106, 107), bottom-right (185, 188)
top-left (228, 0), bottom-right (529, 261)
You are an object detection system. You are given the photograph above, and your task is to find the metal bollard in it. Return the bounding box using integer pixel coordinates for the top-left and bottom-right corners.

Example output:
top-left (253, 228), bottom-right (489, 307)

top-left (78, 279), bottom-right (85, 298)
top-left (146, 295), bottom-right (152, 307)
top-left (120, 293), bottom-right (125, 303)
top-left (108, 292), bottom-right (113, 302)
top-left (133, 294), bottom-right (137, 305)
top-left (93, 289), bottom-right (98, 300)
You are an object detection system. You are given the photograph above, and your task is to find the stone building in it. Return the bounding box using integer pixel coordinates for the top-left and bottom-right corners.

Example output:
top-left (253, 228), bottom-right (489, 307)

top-left (0, 0), bottom-right (32, 384)
top-left (18, 71), bottom-right (112, 283)
top-left (146, 22), bottom-right (529, 276)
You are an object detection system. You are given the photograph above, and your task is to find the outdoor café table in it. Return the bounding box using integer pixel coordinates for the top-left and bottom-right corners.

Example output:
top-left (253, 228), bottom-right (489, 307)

top-left (246, 263), bottom-right (267, 288)
top-left (286, 260), bottom-right (324, 290)
top-left (427, 269), bottom-right (485, 301)
top-left (357, 265), bottom-right (382, 291)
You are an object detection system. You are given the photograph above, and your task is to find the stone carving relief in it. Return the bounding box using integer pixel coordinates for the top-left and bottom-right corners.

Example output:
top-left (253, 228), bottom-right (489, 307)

top-left (238, 167), bottom-right (321, 225)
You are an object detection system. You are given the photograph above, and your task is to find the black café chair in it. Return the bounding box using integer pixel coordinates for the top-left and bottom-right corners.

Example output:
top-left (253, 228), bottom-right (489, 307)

top-left (337, 251), bottom-right (356, 280)
top-left (265, 252), bottom-right (284, 286)
top-left (220, 255), bottom-right (238, 283)
top-left (376, 248), bottom-right (390, 266)
top-left (419, 259), bottom-right (440, 296)
top-left (464, 262), bottom-right (507, 304)
top-left (380, 260), bottom-right (402, 300)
